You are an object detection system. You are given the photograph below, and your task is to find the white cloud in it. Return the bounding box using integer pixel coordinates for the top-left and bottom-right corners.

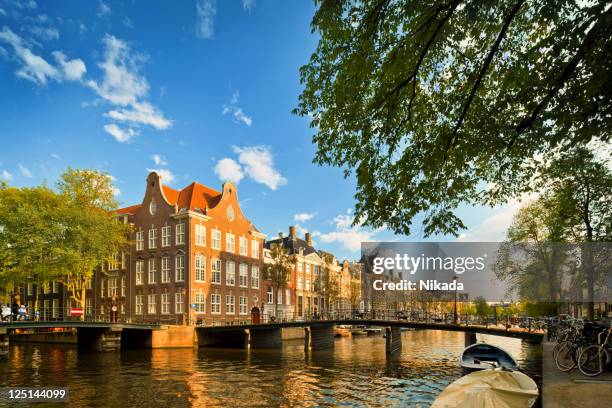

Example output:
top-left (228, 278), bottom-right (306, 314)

top-left (87, 35), bottom-right (171, 139)
top-left (0, 26), bottom-right (85, 85)
top-left (1, 170), bottom-right (13, 181)
top-left (222, 91), bottom-right (252, 126)
top-left (294, 212), bottom-right (316, 222)
top-left (122, 16), bottom-right (133, 29)
top-left (146, 168), bottom-right (175, 184)
top-left (27, 26), bottom-right (59, 41)
top-left (50, 153), bottom-right (60, 159)
top-left (52, 51), bottom-right (86, 81)
top-left (316, 209), bottom-right (378, 252)
top-left (151, 154), bottom-right (167, 166)
top-left (195, 0), bottom-right (216, 39)
top-left (214, 158), bottom-right (244, 184)
top-left (0, 8), bottom-right (6, 16)
top-left (97, 1), bottom-right (111, 17)
top-left (232, 145), bottom-right (286, 190)
top-left (242, 0), bottom-right (256, 12)
top-left (103, 123), bottom-right (139, 143)
top-left (456, 195), bottom-right (536, 242)
top-left (18, 163), bottom-right (32, 178)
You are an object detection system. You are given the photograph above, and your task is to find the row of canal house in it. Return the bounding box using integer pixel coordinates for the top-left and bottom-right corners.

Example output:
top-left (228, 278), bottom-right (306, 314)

top-left (17, 171), bottom-right (362, 325)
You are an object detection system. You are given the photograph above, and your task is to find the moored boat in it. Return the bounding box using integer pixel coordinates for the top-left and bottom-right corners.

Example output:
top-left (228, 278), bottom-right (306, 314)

top-left (460, 343), bottom-right (518, 372)
top-left (432, 369), bottom-right (538, 408)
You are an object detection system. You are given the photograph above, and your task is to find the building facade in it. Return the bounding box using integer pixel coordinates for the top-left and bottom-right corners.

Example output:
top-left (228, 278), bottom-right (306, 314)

top-left (97, 172), bottom-right (265, 325)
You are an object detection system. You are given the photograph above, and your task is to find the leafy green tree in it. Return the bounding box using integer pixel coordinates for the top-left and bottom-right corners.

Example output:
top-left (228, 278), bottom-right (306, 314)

top-left (264, 243), bottom-right (292, 319)
top-left (295, 0), bottom-right (611, 236)
top-left (473, 296), bottom-right (491, 319)
top-left (56, 169), bottom-right (130, 314)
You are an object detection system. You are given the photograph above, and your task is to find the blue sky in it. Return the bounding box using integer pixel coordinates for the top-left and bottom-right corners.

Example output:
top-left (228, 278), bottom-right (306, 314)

top-left (0, 0), bottom-right (519, 260)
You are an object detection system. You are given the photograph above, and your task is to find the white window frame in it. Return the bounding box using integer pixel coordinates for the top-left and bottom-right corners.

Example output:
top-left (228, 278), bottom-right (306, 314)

top-left (211, 229), bottom-right (221, 250)
top-left (136, 230), bottom-right (144, 251)
top-left (211, 258), bottom-right (221, 284)
top-left (239, 296), bottom-right (248, 315)
top-left (226, 261), bottom-right (235, 286)
top-left (148, 258), bottom-right (157, 284)
top-left (136, 260), bottom-right (144, 285)
top-left (239, 237), bottom-right (248, 256)
top-left (175, 254), bottom-right (185, 282)
top-left (195, 254), bottom-right (206, 282)
top-left (175, 292), bottom-right (184, 314)
top-left (226, 294), bottom-right (235, 315)
top-left (252, 240), bottom-right (259, 259)
top-left (175, 223), bottom-right (185, 245)
top-left (135, 295), bottom-right (143, 315)
top-left (226, 233), bottom-right (235, 253)
top-left (267, 287), bottom-right (273, 304)
top-left (195, 224), bottom-right (206, 247)
top-left (161, 292), bottom-right (170, 314)
top-left (239, 263), bottom-right (248, 288)
top-left (195, 292), bottom-right (206, 314)
top-left (161, 225), bottom-right (171, 247)
top-left (161, 256), bottom-right (171, 283)
top-left (148, 226), bottom-right (157, 249)
top-left (211, 293), bottom-right (221, 314)
top-left (251, 265), bottom-right (259, 289)
top-left (147, 293), bottom-right (156, 314)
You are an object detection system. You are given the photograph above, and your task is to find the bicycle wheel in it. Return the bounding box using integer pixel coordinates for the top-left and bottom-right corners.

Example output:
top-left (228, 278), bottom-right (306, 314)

top-left (555, 341), bottom-right (577, 371)
top-left (578, 345), bottom-right (610, 377)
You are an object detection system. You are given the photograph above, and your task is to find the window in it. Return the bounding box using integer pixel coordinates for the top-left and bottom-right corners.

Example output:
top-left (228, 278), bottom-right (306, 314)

top-left (176, 223), bottom-right (185, 245)
top-left (109, 253), bottom-right (119, 271)
top-left (211, 229), bottom-right (221, 250)
top-left (298, 262), bottom-right (303, 272)
top-left (108, 278), bottom-right (118, 297)
top-left (226, 294), bottom-right (235, 314)
top-left (252, 240), bottom-right (259, 259)
top-left (267, 287), bottom-right (273, 304)
top-left (277, 288), bottom-right (283, 305)
top-left (239, 263), bottom-right (248, 287)
top-left (161, 293), bottom-right (170, 314)
top-left (100, 304), bottom-right (105, 315)
top-left (297, 277), bottom-right (303, 290)
top-left (195, 254), bottom-right (206, 282)
top-left (211, 258), bottom-right (221, 284)
top-left (175, 254), bottom-right (185, 282)
top-left (148, 294), bottom-right (156, 314)
top-left (121, 276), bottom-right (126, 297)
top-left (162, 225), bottom-right (171, 247)
top-left (149, 226), bottom-right (157, 249)
top-left (175, 292), bottom-right (184, 314)
top-left (53, 281), bottom-right (59, 293)
top-left (195, 224), bottom-right (206, 246)
top-left (306, 264), bottom-right (311, 274)
top-left (195, 292), bottom-right (206, 313)
top-left (161, 256), bottom-right (171, 283)
top-left (239, 237), bottom-right (248, 256)
top-left (101, 279), bottom-right (105, 298)
top-left (136, 260), bottom-right (144, 285)
top-left (251, 266), bottom-right (259, 289)
top-left (306, 279), bottom-right (311, 291)
top-left (211, 293), bottom-right (221, 314)
top-left (136, 230), bottom-right (144, 251)
top-left (298, 296), bottom-right (303, 317)
top-left (121, 304), bottom-right (125, 314)
top-left (85, 298), bottom-right (92, 316)
top-left (239, 296), bottom-right (248, 315)
top-left (27, 283), bottom-right (32, 296)
top-left (149, 199), bottom-right (157, 215)
top-left (148, 258), bottom-right (157, 284)
top-left (226, 261), bottom-right (235, 286)
top-left (226, 233), bottom-right (235, 253)
top-left (286, 288), bottom-right (291, 305)
top-left (135, 295), bottom-right (143, 315)
top-left (52, 299), bottom-right (59, 319)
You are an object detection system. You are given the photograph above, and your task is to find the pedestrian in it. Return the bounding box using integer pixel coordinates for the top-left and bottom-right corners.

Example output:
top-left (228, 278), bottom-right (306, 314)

top-left (18, 304), bottom-right (26, 321)
top-left (11, 301), bottom-right (18, 321)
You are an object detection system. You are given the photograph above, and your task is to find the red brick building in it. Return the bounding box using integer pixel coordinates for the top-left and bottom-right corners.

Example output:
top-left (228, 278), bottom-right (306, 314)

top-left (99, 171), bottom-right (265, 325)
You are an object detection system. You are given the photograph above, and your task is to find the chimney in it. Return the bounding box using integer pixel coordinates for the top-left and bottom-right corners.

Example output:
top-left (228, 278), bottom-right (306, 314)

top-left (289, 225), bottom-right (296, 240)
top-left (278, 232), bottom-right (284, 239)
top-left (305, 232), bottom-right (312, 246)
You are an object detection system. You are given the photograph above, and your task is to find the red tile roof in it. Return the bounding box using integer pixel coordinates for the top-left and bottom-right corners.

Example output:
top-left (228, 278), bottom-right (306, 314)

top-left (116, 181), bottom-right (222, 215)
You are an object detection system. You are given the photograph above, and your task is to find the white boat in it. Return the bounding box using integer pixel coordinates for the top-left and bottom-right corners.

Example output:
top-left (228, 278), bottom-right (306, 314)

top-left (432, 369), bottom-right (538, 408)
top-left (460, 343), bottom-right (518, 372)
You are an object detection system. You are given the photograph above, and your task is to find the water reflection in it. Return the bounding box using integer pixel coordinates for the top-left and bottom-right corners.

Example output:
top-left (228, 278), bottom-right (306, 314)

top-left (0, 330), bottom-right (541, 407)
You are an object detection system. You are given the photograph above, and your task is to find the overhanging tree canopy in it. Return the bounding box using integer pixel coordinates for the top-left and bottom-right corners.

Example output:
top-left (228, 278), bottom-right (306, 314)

top-left (295, 0), bottom-right (611, 236)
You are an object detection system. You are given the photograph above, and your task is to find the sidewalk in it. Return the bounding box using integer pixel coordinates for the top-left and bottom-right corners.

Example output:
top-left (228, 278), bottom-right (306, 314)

top-left (542, 342), bottom-right (612, 407)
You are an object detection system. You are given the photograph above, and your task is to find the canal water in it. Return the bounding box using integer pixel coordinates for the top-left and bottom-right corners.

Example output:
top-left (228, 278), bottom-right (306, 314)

top-left (0, 330), bottom-right (541, 407)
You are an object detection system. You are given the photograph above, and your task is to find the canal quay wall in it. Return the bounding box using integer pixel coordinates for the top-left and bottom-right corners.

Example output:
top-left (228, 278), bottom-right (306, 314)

top-left (542, 341), bottom-right (612, 408)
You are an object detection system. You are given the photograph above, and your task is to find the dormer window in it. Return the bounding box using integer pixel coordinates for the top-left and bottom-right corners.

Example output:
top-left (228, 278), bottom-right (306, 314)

top-left (226, 206), bottom-right (235, 221)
